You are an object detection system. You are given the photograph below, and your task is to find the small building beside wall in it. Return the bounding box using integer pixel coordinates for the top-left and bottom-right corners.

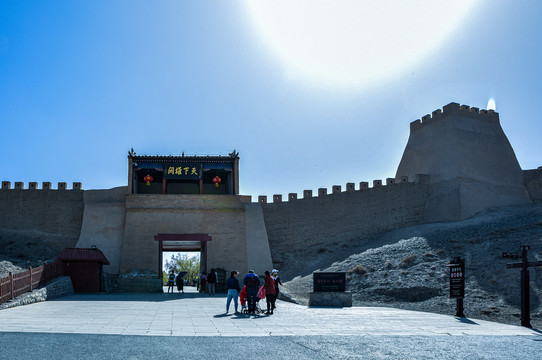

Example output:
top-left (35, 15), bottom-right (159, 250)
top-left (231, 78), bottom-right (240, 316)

top-left (58, 248), bottom-right (110, 293)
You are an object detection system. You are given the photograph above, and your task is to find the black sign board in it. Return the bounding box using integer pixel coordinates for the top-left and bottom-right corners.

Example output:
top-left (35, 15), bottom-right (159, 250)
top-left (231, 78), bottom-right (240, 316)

top-left (313, 272), bottom-right (346, 292)
top-left (507, 261), bottom-right (542, 269)
top-left (449, 260), bottom-right (465, 299)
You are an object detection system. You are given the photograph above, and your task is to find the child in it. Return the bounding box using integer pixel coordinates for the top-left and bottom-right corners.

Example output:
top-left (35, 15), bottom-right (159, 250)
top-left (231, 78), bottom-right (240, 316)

top-left (240, 286), bottom-right (247, 312)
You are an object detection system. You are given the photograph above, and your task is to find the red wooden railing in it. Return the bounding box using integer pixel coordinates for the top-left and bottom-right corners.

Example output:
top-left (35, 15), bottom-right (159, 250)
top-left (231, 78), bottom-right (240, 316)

top-left (0, 259), bottom-right (64, 305)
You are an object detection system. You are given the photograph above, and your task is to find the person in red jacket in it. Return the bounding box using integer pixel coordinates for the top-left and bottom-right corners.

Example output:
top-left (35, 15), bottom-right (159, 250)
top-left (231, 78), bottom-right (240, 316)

top-left (264, 270), bottom-right (277, 315)
top-left (239, 286), bottom-right (247, 310)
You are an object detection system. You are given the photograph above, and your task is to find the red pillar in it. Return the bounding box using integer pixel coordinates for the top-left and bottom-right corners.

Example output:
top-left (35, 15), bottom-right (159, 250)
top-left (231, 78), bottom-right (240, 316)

top-left (9, 272), bottom-right (13, 300)
top-left (158, 241), bottom-right (163, 279)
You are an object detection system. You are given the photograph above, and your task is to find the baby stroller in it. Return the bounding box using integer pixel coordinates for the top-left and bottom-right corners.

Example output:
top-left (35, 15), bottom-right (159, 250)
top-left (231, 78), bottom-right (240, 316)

top-left (240, 286), bottom-right (265, 314)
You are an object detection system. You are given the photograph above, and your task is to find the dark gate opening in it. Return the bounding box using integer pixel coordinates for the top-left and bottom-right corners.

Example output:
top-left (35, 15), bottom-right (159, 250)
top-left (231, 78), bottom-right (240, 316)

top-left (155, 234), bottom-right (212, 292)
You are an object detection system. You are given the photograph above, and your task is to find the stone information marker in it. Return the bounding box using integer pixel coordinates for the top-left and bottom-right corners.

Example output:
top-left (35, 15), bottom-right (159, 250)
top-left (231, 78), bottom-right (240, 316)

top-left (313, 272), bottom-right (346, 292)
top-left (309, 272), bottom-right (351, 307)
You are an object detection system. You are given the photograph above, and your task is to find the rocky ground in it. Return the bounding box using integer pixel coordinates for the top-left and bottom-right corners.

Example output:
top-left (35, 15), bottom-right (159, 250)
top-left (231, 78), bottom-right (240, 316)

top-left (0, 229), bottom-right (65, 278)
top-left (279, 204), bottom-right (542, 329)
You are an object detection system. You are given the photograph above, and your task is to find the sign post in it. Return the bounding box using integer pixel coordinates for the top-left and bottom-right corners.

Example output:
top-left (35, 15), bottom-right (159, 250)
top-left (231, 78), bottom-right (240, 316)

top-left (448, 257), bottom-right (465, 317)
top-left (503, 245), bottom-right (542, 328)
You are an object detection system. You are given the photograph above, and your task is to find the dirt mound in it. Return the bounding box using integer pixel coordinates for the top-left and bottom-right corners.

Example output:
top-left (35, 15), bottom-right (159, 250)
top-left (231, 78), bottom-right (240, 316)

top-left (0, 230), bottom-right (65, 278)
top-left (281, 204), bottom-right (542, 328)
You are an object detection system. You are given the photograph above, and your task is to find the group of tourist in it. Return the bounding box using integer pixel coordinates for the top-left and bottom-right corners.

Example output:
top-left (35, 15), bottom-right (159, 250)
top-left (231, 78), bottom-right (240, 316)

top-left (166, 270), bottom-right (185, 293)
top-left (225, 269), bottom-right (281, 315)
top-left (196, 268), bottom-right (218, 295)
top-left (166, 267), bottom-right (283, 315)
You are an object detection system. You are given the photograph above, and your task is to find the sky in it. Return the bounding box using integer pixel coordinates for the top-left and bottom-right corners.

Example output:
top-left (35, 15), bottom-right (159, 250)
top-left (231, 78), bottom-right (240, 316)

top-left (1, 1), bottom-right (541, 199)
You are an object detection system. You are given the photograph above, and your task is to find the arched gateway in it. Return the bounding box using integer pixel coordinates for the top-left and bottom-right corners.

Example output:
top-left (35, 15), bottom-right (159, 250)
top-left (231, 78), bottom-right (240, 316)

top-left (75, 151), bottom-right (273, 292)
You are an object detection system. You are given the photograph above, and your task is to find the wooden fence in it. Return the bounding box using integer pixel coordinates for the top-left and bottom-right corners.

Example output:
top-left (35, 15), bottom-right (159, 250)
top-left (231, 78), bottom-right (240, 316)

top-left (0, 259), bottom-right (64, 305)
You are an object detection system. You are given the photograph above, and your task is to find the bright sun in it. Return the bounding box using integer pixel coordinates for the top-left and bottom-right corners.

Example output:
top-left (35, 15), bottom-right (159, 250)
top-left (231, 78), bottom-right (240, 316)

top-left (242, 0), bottom-right (478, 91)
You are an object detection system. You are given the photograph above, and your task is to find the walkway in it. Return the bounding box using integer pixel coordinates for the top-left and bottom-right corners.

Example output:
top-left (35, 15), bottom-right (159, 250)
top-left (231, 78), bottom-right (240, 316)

top-left (0, 287), bottom-right (537, 337)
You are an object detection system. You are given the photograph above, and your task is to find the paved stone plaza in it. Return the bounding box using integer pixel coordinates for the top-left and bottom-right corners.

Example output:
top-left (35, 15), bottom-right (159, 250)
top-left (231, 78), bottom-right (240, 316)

top-left (0, 287), bottom-right (541, 359)
top-left (0, 287), bottom-right (538, 337)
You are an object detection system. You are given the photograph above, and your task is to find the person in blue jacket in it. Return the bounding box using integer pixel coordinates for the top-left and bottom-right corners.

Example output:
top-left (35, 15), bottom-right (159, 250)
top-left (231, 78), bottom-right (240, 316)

top-left (243, 270), bottom-right (260, 314)
top-left (226, 271), bottom-right (241, 314)
top-left (167, 270), bottom-right (175, 293)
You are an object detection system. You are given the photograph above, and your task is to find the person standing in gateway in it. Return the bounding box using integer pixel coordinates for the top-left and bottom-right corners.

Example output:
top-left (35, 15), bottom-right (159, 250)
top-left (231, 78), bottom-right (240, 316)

top-left (176, 272), bottom-right (184, 293)
top-left (207, 268), bottom-right (217, 296)
top-left (167, 270), bottom-right (175, 293)
top-left (199, 272), bottom-right (207, 293)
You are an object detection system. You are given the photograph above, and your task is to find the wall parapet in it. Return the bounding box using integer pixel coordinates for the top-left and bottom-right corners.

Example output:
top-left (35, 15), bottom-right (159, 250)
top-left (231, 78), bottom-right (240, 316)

top-left (256, 175), bottom-right (426, 204)
top-left (410, 102), bottom-right (499, 133)
top-left (1, 181), bottom-right (83, 190)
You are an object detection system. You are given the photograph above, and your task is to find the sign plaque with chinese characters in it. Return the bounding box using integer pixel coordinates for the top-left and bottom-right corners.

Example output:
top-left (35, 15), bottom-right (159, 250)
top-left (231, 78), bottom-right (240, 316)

top-left (164, 163), bottom-right (202, 180)
top-left (313, 272), bottom-right (346, 292)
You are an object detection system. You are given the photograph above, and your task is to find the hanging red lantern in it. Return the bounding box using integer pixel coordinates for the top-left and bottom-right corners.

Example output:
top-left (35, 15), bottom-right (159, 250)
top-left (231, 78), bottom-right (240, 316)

top-left (213, 176), bottom-right (221, 187)
top-left (144, 174), bottom-right (153, 186)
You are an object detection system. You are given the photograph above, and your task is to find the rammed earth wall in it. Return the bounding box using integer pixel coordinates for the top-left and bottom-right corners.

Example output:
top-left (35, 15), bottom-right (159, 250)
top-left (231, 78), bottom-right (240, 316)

top-left (261, 181), bottom-right (430, 262)
top-left (0, 188), bottom-right (84, 251)
top-left (396, 102), bottom-right (531, 221)
top-left (524, 168), bottom-right (542, 203)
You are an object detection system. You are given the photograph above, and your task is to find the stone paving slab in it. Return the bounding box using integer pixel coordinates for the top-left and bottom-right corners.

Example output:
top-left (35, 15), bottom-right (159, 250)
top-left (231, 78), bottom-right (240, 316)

top-left (0, 288), bottom-right (539, 337)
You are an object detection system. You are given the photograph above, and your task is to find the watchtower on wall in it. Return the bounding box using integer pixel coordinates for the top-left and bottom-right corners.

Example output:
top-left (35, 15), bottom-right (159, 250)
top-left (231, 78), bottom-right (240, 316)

top-left (127, 150), bottom-right (240, 195)
top-left (396, 102), bottom-right (531, 221)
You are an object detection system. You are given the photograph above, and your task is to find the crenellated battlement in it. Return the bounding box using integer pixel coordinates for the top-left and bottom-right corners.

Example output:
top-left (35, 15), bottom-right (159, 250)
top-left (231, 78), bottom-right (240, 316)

top-left (398, 102), bottom-right (530, 221)
top-left (256, 175), bottom-right (418, 204)
top-left (410, 102), bottom-right (500, 132)
top-left (261, 174), bottom-right (430, 262)
top-left (1, 181), bottom-right (82, 190)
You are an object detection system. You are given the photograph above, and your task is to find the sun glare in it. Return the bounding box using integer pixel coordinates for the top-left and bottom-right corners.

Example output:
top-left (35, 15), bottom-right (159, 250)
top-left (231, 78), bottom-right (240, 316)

top-left (487, 98), bottom-right (496, 111)
top-left (242, 0), bottom-right (478, 91)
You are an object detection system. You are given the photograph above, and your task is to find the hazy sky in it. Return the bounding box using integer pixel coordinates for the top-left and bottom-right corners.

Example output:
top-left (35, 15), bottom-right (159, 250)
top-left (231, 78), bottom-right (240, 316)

top-left (1, 1), bottom-right (540, 198)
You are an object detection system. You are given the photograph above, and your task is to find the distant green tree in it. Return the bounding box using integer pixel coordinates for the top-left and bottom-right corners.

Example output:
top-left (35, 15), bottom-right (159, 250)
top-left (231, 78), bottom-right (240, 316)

top-left (163, 253), bottom-right (200, 283)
